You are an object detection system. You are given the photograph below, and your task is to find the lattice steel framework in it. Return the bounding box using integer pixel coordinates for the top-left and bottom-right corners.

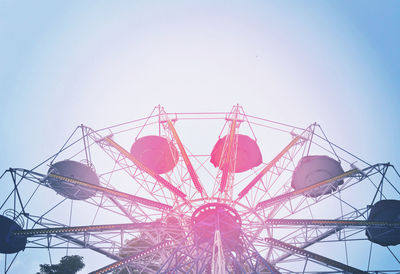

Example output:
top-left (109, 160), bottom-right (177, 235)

top-left (1, 105), bottom-right (399, 273)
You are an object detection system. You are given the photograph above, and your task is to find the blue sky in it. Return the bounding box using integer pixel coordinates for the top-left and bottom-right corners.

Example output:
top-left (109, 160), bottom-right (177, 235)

top-left (1, 1), bottom-right (400, 273)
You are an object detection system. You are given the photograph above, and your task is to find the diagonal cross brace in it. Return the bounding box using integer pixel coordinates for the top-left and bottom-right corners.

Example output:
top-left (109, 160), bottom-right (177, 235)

top-left (265, 238), bottom-right (367, 274)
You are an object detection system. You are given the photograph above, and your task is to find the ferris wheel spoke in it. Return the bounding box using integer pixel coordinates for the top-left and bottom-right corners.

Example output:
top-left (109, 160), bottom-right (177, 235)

top-left (219, 115), bottom-right (237, 193)
top-left (7, 168), bottom-right (171, 225)
top-left (272, 226), bottom-right (344, 265)
top-left (265, 238), bottom-right (367, 273)
top-left (211, 105), bottom-right (243, 198)
top-left (264, 218), bottom-right (400, 228)
top-left (257, 163), bottom-right (391, 219)
top-left (20, 217), bottom-right (168, 264)
top-left (164, 115), bottom-right (205, 196)
top-left (44, 172), bottom-right (173, 211)
top-left (256, 168), bottom-right (360, 211)
top-left (18, 215), bottom-right (164, 259)
top-left (13, 222), bottom-right (162, 237)
top-left (89, 240), bottom-right (173, 274)
top-left (83, 127), bottom-right (186, 204)
top-left (259, 163), bottom-right (392, 223)
top-left (100, 136), bottom-right (187, 199)
top-left (267, 208), bottom-right (369, 264)
top-left (237, 124), bottom-right (314, 204)
top-left (22, 224), bottom-right (122, 260)
top-left (240, 232), bottom-right (281, 273)
top-left (238, 135), bottom-right (301, 201)
top-left (157, 230), bottom-right (212, 272)
top-left (58, 234), bottom-right (121, 260)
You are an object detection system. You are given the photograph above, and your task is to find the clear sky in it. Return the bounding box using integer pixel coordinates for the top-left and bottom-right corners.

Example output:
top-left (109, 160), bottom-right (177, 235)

top-left (1, 1), bottom-right (400, 273)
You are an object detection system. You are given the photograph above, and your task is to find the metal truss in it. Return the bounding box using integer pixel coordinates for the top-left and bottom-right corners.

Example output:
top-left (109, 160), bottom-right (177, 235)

top-left (1, 105), bottom-right (399, 273)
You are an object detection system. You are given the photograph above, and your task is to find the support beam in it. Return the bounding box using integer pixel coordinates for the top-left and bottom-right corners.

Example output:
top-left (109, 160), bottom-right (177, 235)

top-left (256, 168), bottom-right (359, 210)
top-left (211, 230), bottom-right (225, 274)
top-left (220, 118), bottom-right (237, 193)
top-left (14, 222), bottom-right (161, 237)
top-left (89, 241), bottom-right (173, 274)
top-left (166, 119), bottom-right (204, 195)
top-left (272, 227), bottom-right (343, 264)
top-left (265, 219), bottom-right (400, 228)
top-left (102, 137), bottom-right (186, 199)
top-left (239, 230), bottom-right (281, 274)
top-left (253, 252), bottom-right (281, 274)
top-left (237, 135), bottom-right (302, 200)
top-left (47, 173), bottom-right (172, 210)
top-left (265, 238), bottom-right (367, 274)
top-left (61, 234), bottom-right (120, 260)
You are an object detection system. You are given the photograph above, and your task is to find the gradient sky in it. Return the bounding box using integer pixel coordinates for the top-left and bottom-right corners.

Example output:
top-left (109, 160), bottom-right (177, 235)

top-left (1, 1), bottom-right (400, 273)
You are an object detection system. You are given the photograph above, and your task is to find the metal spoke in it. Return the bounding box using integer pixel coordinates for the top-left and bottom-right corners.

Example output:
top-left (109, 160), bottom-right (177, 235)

top-left (265, 238), bottom-right (367, 273)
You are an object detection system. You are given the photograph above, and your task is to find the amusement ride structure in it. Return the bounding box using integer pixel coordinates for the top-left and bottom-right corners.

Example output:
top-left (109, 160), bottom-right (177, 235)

top-left (1, 105), bottom-right (399, 273)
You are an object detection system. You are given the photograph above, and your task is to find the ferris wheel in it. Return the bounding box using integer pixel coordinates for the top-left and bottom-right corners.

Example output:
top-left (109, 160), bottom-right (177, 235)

top-left (1, 105), bottom-right (399, 273)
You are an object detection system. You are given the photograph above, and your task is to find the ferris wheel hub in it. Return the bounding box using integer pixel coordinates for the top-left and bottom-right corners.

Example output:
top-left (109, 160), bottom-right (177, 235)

top-left (191, 203), bottom-right (241, 250)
